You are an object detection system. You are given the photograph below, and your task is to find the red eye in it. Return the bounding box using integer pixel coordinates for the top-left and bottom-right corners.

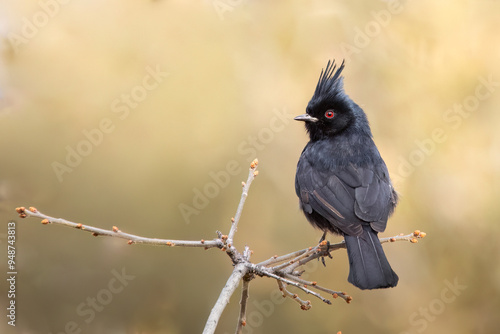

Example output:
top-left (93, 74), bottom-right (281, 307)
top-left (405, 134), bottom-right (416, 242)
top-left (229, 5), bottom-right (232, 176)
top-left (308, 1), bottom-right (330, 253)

top-left (325, 110), bottom-right (334, 118)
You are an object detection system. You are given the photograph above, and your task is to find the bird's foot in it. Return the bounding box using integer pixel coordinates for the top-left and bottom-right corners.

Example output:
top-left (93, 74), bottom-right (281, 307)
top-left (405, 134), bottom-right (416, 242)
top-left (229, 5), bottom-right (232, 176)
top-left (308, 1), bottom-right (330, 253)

top-left (318, 236), bottom-right (333, 267)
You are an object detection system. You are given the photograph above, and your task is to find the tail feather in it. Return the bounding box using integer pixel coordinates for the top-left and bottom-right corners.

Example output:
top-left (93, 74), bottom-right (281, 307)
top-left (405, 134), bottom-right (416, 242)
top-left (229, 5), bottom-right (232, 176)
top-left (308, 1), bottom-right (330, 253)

top-left (344, 225), bottom-right (399, 290)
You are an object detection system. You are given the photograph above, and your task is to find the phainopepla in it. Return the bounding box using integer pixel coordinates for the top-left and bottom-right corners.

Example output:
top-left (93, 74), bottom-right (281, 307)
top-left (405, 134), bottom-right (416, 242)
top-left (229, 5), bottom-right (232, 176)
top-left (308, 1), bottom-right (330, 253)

top-left (294, 60), bottom-right (399, 290)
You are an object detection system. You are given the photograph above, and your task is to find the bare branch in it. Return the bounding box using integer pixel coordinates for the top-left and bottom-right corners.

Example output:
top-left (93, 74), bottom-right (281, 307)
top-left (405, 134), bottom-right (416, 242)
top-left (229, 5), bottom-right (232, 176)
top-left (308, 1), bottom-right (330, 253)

top-left (257, 247), bottom-right (312, 267)
top-left (283, 273), bottom-right (351, 303)
top-left (253, 230), bottom-right (427, 306)
top-left (252, 265), bottom-right (332, 305)
top-left (15, 207), bottom-right (223, 248)
top-left (272, 230), bottom-right (427, 275)
top-left (16, 161), bottom-right (264, 334)
top-left (267, 245), bottom-right (319, 272)
top-left (235, 278), bottom-right (250, 334)
top-left (277, 280), bottom-right (312, 310)
top-left (15, 159), bottom-right (427, 334)
top-left (380, 230), bottom-right (427, 244)
top-left (227, 159), bottom-right (258, 246)
top-left (203, 263), bottom-right (248, 334)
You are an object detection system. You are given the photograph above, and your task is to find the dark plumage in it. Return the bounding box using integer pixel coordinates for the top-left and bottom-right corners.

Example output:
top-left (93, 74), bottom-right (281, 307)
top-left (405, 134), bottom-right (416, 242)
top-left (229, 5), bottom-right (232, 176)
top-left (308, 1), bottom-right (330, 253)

top-left (294, 60), bottom-right (399, 290)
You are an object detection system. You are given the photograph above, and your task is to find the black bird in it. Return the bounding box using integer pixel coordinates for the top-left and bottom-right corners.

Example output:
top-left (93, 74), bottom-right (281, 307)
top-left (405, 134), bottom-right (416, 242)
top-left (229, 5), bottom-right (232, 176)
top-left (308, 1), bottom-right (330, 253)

top-left (294, 60), bottom-right (399, 290)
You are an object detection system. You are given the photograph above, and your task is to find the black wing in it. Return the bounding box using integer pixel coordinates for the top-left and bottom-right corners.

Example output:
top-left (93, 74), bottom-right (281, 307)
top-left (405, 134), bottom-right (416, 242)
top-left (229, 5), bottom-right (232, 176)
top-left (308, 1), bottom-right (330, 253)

top-left (295, 154), bottom-right (396, 236)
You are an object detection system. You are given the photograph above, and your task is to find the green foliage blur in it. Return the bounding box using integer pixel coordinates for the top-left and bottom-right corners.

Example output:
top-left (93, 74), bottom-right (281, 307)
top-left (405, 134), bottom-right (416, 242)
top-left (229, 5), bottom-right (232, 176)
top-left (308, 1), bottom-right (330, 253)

top-left (1, 0), bottom-right (499, 333)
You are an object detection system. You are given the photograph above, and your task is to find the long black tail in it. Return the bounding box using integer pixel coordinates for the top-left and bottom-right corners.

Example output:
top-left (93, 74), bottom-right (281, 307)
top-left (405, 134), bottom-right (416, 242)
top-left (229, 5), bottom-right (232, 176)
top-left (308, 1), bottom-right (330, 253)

top-left (344, 225), bottom-right (399, 290)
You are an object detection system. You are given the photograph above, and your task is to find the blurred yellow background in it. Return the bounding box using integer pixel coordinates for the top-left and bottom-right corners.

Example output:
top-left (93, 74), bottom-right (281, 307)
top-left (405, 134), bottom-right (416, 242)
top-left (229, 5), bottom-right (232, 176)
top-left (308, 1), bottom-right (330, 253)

top-left (1, 0), bottom-right (499, 333)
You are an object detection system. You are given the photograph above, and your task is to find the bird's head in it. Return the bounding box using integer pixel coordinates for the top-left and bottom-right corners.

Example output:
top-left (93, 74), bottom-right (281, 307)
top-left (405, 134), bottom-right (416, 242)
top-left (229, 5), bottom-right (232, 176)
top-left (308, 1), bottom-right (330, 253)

top-left (295, 60), bottom-right (369, 141)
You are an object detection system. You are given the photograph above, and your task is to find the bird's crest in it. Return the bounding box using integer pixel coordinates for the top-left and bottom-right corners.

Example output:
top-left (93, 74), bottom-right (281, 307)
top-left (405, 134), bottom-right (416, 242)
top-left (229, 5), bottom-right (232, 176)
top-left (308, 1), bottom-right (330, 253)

top-left (313, 60), bottom-right (346, 99)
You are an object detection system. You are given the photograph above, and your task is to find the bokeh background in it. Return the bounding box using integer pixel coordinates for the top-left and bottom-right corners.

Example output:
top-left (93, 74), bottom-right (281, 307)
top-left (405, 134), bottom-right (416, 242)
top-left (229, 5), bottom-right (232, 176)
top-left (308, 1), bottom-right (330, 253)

top-left (1, 0), bottom-right (499, 333)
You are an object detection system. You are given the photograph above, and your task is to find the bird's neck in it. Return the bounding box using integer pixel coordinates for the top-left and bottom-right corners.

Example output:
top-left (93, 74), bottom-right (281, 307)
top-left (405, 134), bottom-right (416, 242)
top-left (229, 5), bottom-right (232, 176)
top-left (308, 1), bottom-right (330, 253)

top-left (306, 131), bottom-right (377, 168)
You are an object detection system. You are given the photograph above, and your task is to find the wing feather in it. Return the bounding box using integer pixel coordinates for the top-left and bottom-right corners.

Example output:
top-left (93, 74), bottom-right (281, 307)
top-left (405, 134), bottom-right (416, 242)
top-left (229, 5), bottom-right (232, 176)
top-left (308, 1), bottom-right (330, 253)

top-left (296, 154), bottom-right (394, 236)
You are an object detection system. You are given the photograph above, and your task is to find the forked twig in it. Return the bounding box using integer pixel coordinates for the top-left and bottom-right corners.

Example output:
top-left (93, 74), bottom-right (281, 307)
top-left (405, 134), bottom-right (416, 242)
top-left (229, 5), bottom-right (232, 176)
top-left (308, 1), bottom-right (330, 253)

top-left (277, 280), bottom-right (312, 310)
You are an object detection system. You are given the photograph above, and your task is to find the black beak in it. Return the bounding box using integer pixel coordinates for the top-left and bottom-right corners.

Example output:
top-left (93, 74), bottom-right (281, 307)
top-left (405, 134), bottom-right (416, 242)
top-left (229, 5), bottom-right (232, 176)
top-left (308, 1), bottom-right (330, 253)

top-left (294, 114), bottom-right (318, 123)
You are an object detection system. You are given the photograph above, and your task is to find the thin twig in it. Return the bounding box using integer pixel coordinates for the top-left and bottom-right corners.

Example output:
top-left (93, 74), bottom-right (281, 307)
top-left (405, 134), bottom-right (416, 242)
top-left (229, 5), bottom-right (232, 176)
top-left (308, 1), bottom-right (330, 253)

top-left (15, 207), bottom-right (223, 248)
top-left (268, 246), bottom-right (319, 272)
top-left (203, 263), bottom-right (248, 334)
top-left (227, 159), bottom-right (258, 246)
top-left (242, 246), bottom-right (252, 260)
top-left (225, 163), bottom-right (258, 263)
top-left (283, 273), bottom-right (351, 303)
top-left (253, 266), bottom-right (332, 305)
top-left (380, 231), bottom-right (426, 244)
top-left (235, 278), bottom-right (250, 334)
top-left (257, 247), bottom-right (311, 267)
top-left (277, 280), bottom-right (312, 310)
